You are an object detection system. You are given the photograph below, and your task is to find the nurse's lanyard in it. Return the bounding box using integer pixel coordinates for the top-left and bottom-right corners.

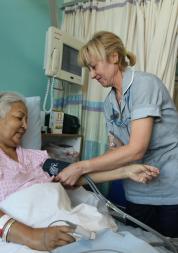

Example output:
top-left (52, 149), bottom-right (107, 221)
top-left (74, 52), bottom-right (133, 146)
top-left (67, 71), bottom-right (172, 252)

top-left (111, 69), bottom-right (134, 136)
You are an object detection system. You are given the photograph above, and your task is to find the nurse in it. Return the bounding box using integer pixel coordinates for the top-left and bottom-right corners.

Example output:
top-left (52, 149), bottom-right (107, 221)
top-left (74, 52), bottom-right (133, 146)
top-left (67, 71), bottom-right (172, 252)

top-left (56, 31), bottom-right (178, 237)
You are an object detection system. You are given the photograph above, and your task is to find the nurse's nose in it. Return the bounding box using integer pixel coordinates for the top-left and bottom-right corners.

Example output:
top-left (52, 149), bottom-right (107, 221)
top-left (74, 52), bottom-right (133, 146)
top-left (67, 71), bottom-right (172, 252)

top-left (90, 68), bottom-right (96, 79)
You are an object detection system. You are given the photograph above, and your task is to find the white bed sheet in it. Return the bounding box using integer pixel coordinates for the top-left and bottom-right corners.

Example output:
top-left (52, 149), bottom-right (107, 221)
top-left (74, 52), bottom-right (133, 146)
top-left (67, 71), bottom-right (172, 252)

top-left (0, 183), bottom-right (172, 253)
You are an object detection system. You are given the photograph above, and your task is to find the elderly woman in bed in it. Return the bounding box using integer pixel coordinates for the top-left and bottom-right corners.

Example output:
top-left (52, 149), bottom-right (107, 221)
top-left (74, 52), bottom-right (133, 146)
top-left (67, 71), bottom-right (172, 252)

top-left (0, 92), bottom-right (159, 251)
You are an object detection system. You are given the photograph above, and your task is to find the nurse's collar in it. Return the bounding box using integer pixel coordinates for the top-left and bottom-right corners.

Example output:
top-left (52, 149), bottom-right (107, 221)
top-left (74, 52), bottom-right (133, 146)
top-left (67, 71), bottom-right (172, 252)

top-left (122, 68), bottom-right (135, 94)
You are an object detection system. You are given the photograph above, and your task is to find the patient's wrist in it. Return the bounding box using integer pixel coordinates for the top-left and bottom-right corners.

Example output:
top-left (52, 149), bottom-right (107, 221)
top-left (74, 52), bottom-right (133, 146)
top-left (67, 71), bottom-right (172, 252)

top-left (119, 166), bottom-right (131, 179)
top-left (28, 228), bottom-right (47, 251)
top-left (7, 221), bottom-right (34, 248)
top-left (2, 218), bottom-right (16, 242)
top-left (80, 160), bottom-right (91, 175)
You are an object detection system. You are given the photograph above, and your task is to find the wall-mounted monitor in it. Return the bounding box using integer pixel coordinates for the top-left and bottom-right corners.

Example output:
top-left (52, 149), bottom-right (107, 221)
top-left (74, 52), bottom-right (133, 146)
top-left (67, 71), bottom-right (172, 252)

top-left (44, 26), bottom-right (85, 85)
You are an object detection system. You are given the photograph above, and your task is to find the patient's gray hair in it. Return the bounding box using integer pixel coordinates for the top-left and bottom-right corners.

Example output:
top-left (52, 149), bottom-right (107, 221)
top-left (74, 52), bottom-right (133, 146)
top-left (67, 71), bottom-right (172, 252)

top-left (0, 92), bottom-right (26, 119)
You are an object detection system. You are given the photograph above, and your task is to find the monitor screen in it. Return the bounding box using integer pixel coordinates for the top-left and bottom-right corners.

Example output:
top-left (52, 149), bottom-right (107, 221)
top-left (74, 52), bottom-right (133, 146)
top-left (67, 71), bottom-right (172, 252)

top-left (62, 44), bottom-right (82, 76)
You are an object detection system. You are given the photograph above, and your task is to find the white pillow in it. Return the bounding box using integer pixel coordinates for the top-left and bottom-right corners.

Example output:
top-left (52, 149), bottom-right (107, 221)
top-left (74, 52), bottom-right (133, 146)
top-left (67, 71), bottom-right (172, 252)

top-left (21, 96), bottom-right (41, 149)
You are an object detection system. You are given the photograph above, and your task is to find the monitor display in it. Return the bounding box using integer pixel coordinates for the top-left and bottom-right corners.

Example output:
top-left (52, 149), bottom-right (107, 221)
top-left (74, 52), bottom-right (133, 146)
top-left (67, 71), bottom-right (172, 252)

top-left (62, 44), bottom-right (82, 76)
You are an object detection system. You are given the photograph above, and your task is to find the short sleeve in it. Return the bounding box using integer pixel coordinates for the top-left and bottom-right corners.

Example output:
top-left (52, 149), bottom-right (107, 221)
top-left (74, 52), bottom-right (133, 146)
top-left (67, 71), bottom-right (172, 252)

top-left (131, 73), bottom-right (163, 121)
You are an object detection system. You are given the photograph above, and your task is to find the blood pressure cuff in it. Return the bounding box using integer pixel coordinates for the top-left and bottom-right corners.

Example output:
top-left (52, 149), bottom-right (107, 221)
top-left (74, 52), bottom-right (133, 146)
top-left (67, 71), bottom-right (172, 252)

top-left (42, 158), bottom-right (70, 176)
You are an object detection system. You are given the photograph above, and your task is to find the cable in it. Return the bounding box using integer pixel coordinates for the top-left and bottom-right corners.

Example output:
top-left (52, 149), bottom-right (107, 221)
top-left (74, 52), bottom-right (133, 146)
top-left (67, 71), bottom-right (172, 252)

top-left (44, 219), bottom-right (76, 253)
top-left (83, 175), bottom-right (177, 253)
top-left (43, 77), bottom-right (55, 113)
top-left (45, 219), bottom-right (97, 253)
top-left (84, 175), bottom-right (103, 197)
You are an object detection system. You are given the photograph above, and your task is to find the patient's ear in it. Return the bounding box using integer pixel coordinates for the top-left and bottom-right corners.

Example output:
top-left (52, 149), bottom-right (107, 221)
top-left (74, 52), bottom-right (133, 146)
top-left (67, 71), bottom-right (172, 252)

top-left (21, 96), bottom-right (41, 149)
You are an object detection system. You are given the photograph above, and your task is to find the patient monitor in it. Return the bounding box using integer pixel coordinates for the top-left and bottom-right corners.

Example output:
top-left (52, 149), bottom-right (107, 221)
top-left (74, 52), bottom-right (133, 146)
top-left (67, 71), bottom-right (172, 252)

top-left (44, 26), bottom-right (85, 85)
top-left (43, 27), bottom-right (86, 113)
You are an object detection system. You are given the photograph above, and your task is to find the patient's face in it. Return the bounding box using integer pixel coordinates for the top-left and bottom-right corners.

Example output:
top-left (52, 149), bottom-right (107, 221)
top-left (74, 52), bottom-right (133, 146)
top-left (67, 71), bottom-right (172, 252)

top-left (0, 102), bottom-right (28, 148)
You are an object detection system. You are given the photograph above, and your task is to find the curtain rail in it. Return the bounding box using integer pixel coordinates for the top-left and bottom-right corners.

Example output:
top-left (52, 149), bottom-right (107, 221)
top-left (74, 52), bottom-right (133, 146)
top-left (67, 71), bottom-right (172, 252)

top-left (60, 0), bottom-right (158, 10)
top-left (60, 0), bottom-right (105, 10)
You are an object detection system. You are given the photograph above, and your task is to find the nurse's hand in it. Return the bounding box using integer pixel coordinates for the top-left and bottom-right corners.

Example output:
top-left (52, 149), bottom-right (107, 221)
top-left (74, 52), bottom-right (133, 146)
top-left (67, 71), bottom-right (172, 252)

top-left (54, 160), bottom-right (89, 186)
top-left (125, 164), bottom-right (160, 183)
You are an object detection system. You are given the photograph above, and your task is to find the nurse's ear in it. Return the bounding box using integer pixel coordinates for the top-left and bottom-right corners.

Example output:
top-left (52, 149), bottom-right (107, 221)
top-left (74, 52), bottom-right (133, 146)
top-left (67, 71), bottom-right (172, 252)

top-left (109, 52), bottom-right (119, 64)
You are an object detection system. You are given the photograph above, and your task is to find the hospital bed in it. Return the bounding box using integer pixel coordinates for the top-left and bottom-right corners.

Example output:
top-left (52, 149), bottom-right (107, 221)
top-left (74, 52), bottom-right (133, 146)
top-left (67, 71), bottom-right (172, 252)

top-left (0, 96), bottom-right (177, 253)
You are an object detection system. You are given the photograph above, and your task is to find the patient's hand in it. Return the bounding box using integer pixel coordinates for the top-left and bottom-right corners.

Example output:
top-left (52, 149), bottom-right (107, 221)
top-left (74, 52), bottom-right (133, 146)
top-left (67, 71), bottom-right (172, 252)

top-left (39, 226), bottom-right (75, 251)
top-left (124, 164), bottom-right (160, 183)
top-left (7, 222), bottom-right (75, 251)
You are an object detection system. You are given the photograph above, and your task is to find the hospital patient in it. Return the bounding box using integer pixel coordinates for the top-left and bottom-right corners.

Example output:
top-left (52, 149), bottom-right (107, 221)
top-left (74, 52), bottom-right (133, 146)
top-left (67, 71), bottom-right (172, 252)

top-left (0, 92), bottom-right (159, 251)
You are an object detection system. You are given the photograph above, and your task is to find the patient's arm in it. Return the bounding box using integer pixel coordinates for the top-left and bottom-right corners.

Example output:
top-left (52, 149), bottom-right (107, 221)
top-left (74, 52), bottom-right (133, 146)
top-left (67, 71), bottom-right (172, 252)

top-left (77, 164), bottom-right (159, 186)
top-left (76, 135), bottom-right (159, 185)
top-left (0, 210), bottom-right (75, 251)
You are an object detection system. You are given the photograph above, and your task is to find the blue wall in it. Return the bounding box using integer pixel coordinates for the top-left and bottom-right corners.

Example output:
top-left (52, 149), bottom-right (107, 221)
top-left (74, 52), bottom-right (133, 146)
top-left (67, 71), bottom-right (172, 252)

top-left (0, 0), bottom-right (63, 100)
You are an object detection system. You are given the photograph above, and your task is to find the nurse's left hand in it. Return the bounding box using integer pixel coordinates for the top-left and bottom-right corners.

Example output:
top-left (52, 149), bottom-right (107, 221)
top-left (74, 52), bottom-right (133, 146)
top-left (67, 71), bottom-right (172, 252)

top-left (54, 160), bottom-right (89, 187)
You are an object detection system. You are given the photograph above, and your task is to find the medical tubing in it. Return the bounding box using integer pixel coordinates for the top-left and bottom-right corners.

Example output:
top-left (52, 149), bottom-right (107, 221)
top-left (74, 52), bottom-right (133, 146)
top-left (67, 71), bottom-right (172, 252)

top-left (106, 201), bottom-right (177, 253)
top-left (84, 175), bottom-right (103, 197)
top-left (45, 220), bottom-right (123, 253)
top-left (44, 219), bottom-right (76, 253)
top-left (83, 175), bottom-right (177, 253)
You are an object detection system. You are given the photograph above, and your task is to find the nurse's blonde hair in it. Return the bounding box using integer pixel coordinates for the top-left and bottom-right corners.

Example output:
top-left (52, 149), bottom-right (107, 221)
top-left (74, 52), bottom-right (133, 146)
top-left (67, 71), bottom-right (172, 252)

top-left (0, 92), bottom-right (26, 119)
top-left (78, 31), bottom-right (136, 71)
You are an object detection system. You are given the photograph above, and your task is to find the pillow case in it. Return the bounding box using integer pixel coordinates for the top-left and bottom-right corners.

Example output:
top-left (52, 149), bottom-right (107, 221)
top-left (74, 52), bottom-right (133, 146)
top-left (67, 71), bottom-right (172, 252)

top-left (21, 96), bottom-right (41, 149)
